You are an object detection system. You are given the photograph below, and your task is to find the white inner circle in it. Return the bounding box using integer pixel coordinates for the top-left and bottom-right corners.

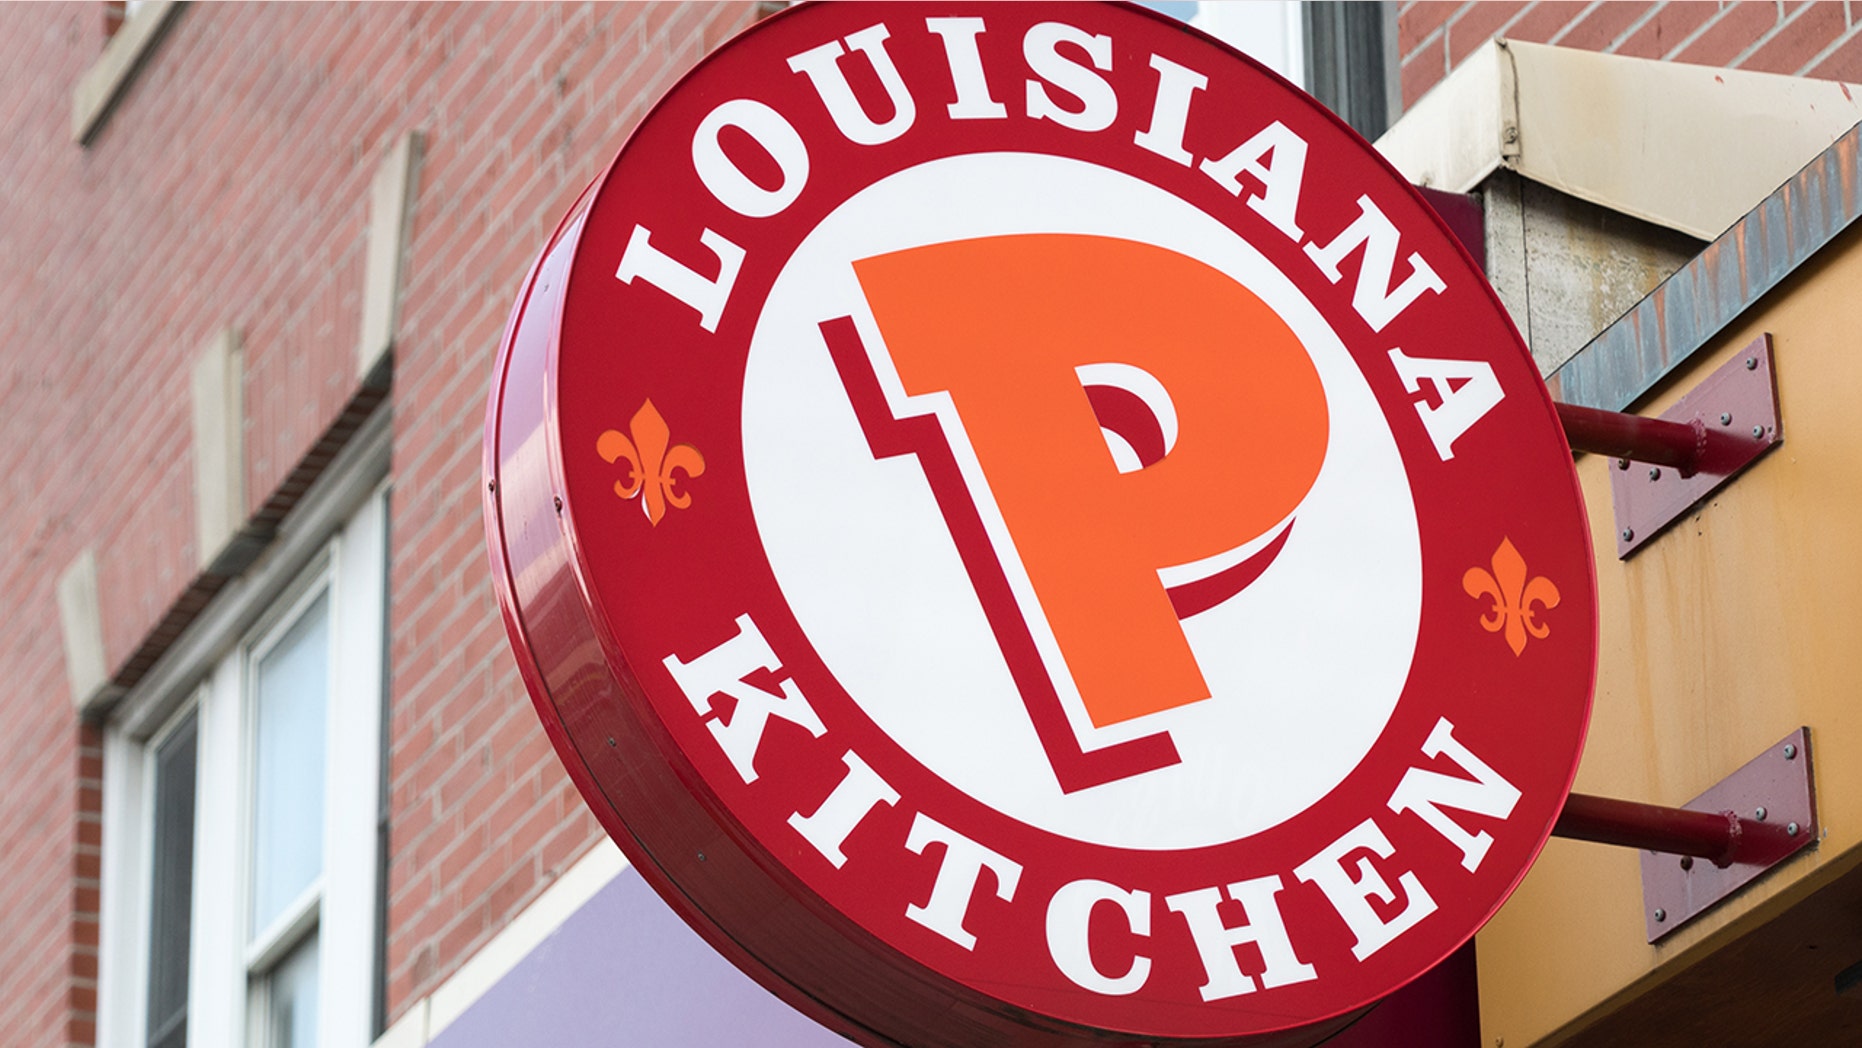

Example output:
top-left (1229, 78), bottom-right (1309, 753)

top-left (741, 153), bottom-right (1422, 850)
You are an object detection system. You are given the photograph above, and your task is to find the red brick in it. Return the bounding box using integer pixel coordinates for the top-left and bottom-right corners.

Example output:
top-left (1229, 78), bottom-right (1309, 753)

top-left (68, 984), bottom-right (96, 1014)
top-left (1400, 0), bottom-right (1452, 59)
top-left (1403, 48), bottom-right (1450, 108)
top-left (435, 756), bottom-right (493, 815)
top-left (1448, 1), bottom-right (1531, 65)
top-left (1807, 22), bottom-right (1862, 76)
top-left (434, 909), bottom-right (494, 983)
top-left (1554, 2), bottom-right (1656, 53)
top-left (540, 810), bottom-right (604, 877)
top-left (1744, 3), bottom-right (1852, 72)
top-left (1500, 1), bottom-right (1591, 46)
top-left (486, 860), bottom-right (542, 923)
top-left (502, 798), bottom-right (562, 864)
top-left (454, 840), bottom-right (514, 908)
top-left (1674, 1), bottom-right (1788, 66)
top-left (434, 821), bottom-right (494, 896)
top-left (1618, 1), bottom-right (1720, 58)
top-left (386, 971), bottom-right (420, 1026)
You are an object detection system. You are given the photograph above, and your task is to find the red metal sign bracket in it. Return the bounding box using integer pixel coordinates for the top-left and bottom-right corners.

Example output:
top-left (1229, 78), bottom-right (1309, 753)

top-left (1551, 728), bottom-right (1816, 942)
top-left (1555, 333), bottom-right (1782, 558)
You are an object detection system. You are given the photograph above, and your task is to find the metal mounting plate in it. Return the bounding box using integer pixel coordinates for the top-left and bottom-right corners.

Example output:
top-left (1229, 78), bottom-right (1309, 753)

top-left (1611, 334), bottom-right (1781, 558)
top-left (1642, 728), bottom-right (1816, 942)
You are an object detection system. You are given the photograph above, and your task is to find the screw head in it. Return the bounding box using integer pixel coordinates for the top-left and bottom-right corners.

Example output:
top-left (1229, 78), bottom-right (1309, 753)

top-left (1621, 527), bottom-right (1635, 542)
top-left (1746, 357), bottom-right (1758, 370)
top-left (1679, 855), bottom-right (1694, 871)
top-left (1655, 908), bottom-right (1667, 922)
top-left (1616, 457), bottom-right (1631, 470)
top-left (1753, 425), bottom-right (1766, 439)
top-left (1720, 412), bottom-right (1733, 426)
top-left (1788, 822), bottom-right (1802, 837)
top-left (1648, 467), bottom-right (1661, 481)
top-left (1784, 743), bottom-right (1798, 760)
top-left (1755, 807), bottom-right (1769, 821)
top-left (553, 495), bottom-right (563, 513)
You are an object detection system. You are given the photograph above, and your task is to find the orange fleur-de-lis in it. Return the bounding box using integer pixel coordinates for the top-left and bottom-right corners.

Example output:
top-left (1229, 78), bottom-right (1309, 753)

top-left (595, 399), bottom-right (705, 526)
top-left (1462, 537), bottom-right (1560, 656)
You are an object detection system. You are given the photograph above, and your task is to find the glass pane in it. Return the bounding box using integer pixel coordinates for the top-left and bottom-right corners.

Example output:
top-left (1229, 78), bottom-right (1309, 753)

top-left (267, 934), bottom-right (319, 1048)
top-left (1160, 0), bottom-right (1303, 85)
top-left (250, 593), bottom-right (329, 937)
top-left (146, 710), bottom-right (197, 1048)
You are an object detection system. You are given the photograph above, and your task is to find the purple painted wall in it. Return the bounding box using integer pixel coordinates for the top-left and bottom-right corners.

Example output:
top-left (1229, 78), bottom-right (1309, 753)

top-left (427, 862), bottom-right (1475, 1047)
top-left (427, 869), bottom-right (848, 1048)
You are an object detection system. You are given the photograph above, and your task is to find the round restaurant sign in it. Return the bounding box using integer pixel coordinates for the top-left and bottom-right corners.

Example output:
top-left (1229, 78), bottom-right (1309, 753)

top-left (483, 3), bottom-right (1597, 1045)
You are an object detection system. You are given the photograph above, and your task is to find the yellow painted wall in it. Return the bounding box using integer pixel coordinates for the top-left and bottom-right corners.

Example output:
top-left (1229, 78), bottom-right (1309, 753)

top-left (1477, 224), bottom-right (1862, 1045)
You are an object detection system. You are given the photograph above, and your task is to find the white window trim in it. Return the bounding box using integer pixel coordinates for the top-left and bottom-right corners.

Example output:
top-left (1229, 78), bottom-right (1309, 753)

top-left (238, 559), bottom-right (336, 980)
top-left (208, 488), bottom-right (387, 1048)
top-left (97, 726), bottom-right (144, 1048)
top-left (98, 410), bottom-right (390, 1048)
top-left (99, 698), bottom-right (199, 1048)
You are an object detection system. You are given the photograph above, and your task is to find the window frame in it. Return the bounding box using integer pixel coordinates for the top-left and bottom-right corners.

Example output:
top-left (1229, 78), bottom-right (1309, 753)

top-left (239, 568), bottom-right (335, 1048)
top-left (97, 412), bottom-right (390, 1048)
top-left (1302, 1), bottom-right (1400, 142)
top-left (99, 694), bottom-right (203, 1048)
top-left (240, 571), bottom-right (333, 974)
top-left (141, 700), bottom-right (200, 1048)
top-left (1165, 0), bottom-right (1399, 142)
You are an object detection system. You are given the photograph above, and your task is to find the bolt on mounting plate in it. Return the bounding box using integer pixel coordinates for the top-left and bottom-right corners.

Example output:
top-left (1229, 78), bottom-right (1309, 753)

top-left (1611, 334), bottom-right (1782, 559)
top-left (1641, 727), bottom-right (1816, 943)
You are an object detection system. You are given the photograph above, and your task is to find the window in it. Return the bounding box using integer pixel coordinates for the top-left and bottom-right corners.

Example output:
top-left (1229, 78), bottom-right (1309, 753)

top-left (145, 708), bottom-right (198, 1048)
top-left (98, 436), bottom-right (389, 1048)
top-left (245, 587), bottom-right (332, 1048)
top-left (1169, 0), bottom-right (1306, 85)
top-left (1302, 2), bottom-right (1397, 141)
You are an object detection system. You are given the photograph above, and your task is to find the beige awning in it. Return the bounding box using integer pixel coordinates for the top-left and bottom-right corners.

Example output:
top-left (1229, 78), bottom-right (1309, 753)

top-left (1376, 39), bottom-right (1862, 240)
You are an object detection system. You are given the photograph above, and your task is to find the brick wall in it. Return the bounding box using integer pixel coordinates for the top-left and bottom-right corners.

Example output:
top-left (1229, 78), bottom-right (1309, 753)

top-left (378, 2), bottom-right (763, 1013)
top-left (1400, 1), bottom-right (1862, 108)
top-left (0, 4), bottom-right (759, 1045)
top-left (8, 3), bottom-right (1855, 1046)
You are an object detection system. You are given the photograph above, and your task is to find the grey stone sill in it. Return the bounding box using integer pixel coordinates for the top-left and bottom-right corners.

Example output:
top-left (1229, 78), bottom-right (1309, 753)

top-left (72, 0), bottom-right (181, 145)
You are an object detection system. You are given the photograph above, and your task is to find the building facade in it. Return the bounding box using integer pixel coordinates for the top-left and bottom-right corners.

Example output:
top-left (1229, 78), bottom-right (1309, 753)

top-left (7, 3), bottom-right (1862, 1047)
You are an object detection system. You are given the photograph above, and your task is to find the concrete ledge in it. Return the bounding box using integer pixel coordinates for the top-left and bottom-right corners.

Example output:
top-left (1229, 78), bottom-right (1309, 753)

top-left (191, 328), bottom-right (244, 570)
top-left (358, 130), bottom-right (424, 385)
top-left (58, 548), bottom-right (115, 715)
top-left (71, 0), bottom-right (182, 145)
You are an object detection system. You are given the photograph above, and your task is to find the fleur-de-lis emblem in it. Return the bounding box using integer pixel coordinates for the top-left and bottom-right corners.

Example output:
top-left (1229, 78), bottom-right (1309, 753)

top-left (596, 399), bottom-right (705, 526)
top-left (1463, 537), bottom-right (1560, 656)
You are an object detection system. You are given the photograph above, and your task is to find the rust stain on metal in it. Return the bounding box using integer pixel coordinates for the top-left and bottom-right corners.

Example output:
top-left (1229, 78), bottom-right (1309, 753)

top-left (1553, 121), bottom-right (1862, 412)
top-left (1840, 134), bottom-right (1859, 216)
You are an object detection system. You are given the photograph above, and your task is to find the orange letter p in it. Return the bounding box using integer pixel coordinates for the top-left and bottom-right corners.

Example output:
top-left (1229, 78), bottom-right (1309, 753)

top-left (854, 234), bottom-right (1328, 728)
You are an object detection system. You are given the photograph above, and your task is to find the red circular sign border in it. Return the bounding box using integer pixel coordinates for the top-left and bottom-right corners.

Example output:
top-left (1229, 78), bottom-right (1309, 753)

top-left (483, 4), bottom-right (1599, 1045)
